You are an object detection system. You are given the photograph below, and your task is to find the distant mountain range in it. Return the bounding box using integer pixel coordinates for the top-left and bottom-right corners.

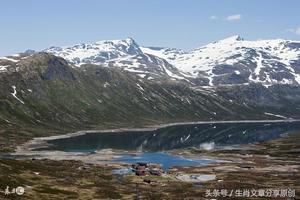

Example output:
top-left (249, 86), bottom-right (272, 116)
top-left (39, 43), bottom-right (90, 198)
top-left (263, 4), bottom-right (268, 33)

top-left (0, 36), bottom-right (300, 133)
top-left (44, 35), bottom-right (300, 86)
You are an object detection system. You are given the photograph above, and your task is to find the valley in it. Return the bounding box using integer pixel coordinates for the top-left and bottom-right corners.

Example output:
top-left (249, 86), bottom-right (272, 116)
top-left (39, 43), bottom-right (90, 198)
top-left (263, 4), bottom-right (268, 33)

top-left (0, 36), bottom-right (300, 199)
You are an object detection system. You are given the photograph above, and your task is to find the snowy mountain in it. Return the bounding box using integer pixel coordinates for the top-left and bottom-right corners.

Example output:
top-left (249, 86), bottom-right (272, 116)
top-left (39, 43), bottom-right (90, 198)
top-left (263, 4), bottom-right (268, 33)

top-left (45, 38), bottom-right (142, 65)
top-left (44, 38), bottom-right (187, 81)
top-left (141, 35), bottom-right (300, 86)
top-left (43, 35), bottom-right (300, 86)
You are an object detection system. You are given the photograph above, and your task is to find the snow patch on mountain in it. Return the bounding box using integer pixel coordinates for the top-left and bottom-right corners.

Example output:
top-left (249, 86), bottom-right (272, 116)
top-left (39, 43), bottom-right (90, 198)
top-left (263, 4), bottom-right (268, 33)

top-left (264, 112), bottom-right (287, 119)
top-left (0, 55), bottom-right (20, 63)
top-left (11, 86), bottom-right (24, 104)
top-left (0, 65), bottom-right (8, 73)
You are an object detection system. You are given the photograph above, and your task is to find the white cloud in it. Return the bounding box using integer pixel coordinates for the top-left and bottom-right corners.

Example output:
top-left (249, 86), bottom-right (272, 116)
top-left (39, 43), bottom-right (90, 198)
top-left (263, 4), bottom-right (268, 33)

top-left (210, 15), bottom-right (218, 20)
top-left (287, 27), bottom-right (300, 35)
top-left (296, 27), bottom-right (300, 35)
top-left (226, 14), bottom-right (242, 21)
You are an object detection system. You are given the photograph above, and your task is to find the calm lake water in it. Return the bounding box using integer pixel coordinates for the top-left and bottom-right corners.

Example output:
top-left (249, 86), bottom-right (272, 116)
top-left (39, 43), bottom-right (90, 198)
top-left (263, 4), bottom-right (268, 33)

top-left (46, 121), bottom-right (300, 152)
top-left (44, 121), bottom-right (300, 169)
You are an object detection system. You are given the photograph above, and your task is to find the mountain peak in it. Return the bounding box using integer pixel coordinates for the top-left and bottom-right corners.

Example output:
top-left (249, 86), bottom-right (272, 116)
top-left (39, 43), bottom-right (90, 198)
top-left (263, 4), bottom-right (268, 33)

top-left (121, 37), bottom-right (140, 49)
top-left (44, 37), bottom-right (143, 66)
top-left (124, 37), bottom-right (137, 44)
top-left (219, 35), bottom-right (244, 43)
top-left (93, 37), bottom-right (139, 47)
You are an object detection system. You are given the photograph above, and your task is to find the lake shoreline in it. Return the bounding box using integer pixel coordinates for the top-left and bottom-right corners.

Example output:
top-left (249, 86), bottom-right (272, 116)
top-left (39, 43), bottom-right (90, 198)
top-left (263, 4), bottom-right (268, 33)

top-left (14, 119), bottom-right (300, 155)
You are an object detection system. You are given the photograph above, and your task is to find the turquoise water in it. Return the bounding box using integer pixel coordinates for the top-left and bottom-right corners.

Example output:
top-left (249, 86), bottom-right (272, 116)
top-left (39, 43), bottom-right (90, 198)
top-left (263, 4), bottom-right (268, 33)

top-left (115, 152), bottom-right (215, 171)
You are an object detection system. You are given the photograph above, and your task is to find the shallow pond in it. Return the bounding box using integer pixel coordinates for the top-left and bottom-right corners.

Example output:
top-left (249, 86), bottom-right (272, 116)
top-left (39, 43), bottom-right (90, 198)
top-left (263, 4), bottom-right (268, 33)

top-left (115, 152), bottom-right (216, 171)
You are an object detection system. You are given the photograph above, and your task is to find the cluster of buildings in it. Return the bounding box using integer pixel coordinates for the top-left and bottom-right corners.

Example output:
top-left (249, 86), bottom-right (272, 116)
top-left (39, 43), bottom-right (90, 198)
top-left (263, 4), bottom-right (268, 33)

top-left (131, 162), bottom-right (162, 176)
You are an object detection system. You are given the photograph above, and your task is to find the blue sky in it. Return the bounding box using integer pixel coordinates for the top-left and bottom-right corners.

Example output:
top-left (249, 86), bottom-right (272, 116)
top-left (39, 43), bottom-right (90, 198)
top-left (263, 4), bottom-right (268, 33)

top-left (1, 0), bottom-right (300, 56)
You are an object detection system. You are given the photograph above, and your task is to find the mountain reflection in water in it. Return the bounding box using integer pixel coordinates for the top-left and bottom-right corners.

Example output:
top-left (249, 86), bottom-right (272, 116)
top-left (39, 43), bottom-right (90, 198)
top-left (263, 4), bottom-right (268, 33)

top-left (45, 121), bottom-right (300, 152)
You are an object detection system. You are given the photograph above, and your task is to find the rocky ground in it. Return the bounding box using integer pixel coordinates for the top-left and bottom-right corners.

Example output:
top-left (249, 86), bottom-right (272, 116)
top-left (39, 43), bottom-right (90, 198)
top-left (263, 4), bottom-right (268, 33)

top-left (0, 131), bottom-right (299, 199)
